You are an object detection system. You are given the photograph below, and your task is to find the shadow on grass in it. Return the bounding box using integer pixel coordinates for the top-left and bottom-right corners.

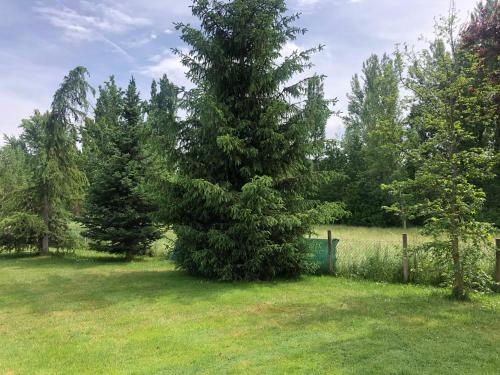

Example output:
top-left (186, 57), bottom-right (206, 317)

top-left (1, 252), bottom-right (499, 374)
top-left (1, 251), bottom-right (497, 319)
top-left (0, 251), bottom-right (149, 269)
top-left (0, 253), bottom-right (304, 314)
top-left (266, 294), bottom-right (499, 374)
top-left (0, 252), bottom-right (41, 260)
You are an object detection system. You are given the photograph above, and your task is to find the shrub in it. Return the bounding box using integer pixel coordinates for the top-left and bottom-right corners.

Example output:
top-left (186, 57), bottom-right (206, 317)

top-left (409, 241), bottom-right (495, 293)
top-left (0, 213), bottom-right (46, 253)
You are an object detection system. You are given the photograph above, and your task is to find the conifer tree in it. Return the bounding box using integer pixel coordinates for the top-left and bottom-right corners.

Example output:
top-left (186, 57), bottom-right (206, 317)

top-left (0, 139), bottom-right (45, 253)
top-left (82, 78), bottom-right (160, 260)
top-left (146, 74), bottom-right (181, 157)
top-left (143, 75), bottom-right (182, 221)
top-left (161, 0), bottom-right (342, 280)
top-left (0, 139), bottom-right (32, 217)
top-left (19, 67), bottom-right (93, 254)
top-left (81, 76), bottom-right (124, 185)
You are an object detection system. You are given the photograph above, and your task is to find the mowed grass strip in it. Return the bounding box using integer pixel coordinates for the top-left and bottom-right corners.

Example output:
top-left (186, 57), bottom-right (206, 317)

top-left (0, 251), bottom-right (499, 375)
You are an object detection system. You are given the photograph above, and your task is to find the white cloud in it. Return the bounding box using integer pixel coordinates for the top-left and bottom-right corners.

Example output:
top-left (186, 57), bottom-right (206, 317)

top-left (0, 50), bottom-right (66, 144)
top-left (34, 1), bottom-right (152, 58)
top-left (0, 0), bottom-right (480, 143)
top-left (124, 32), bottom-right (159, 48)
top-left (35, 3), bottom-right (150, 36)
top-left (139, 50), bottom-right (191, 88)
top-left (282, 41), bottom-right (303, 56)
top-left (297, 0), bottom-right (323, 5)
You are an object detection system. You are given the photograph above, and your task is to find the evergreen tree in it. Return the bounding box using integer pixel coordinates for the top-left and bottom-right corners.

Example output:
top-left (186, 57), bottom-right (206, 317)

top-left (18, 67), bottom-right (93, 254)
top-left (0, 138), bottom-right (33, 217)
top-left (143, 75), bottom-right (182, 222)
top-left (81, 76), bottom-right (124, 185)
top-left (0, 139), bottom-right (46, 253)
top-left (385, 10), bottom-right (497, 299)
top-left (160, 0), bottom-right (342, 280)
top-left (146, 74), bottom-right (181, 157)
top-left (82, 78), bottom-right (160, 260)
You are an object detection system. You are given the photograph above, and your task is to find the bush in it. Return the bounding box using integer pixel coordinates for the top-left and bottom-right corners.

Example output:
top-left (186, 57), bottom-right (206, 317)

top-left (335, 238), bottom-right (496, 293)
top-left (51, 221), bottom-right (89, 253)
top-left (409, 241), bottom-right (495, 293)
top-left (0, 213), bottom-right (46, 253)
top-left (147, 235), bottom-right (175, 258)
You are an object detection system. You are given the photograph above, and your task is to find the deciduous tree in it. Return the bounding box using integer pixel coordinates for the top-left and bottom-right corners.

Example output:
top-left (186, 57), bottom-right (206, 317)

top-left (385, 10), bottom-right (497, 299)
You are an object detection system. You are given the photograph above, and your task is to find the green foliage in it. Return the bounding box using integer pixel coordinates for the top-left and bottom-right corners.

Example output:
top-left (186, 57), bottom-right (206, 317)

top-left (339, 247), bottom-right (403, 283)
top-left (409, 241), bottom-right (495, 293)
top-left (159, 0), bottom-right (343, 280)
top-left (304, 75), bottom-right (334, 165)
top-left (461, 0), bottom-right (500, 227)
top-left (81, 76), bottom-right (124, 184)
top-left (0, 213), bottom-right (46, 252)
top-left (0, 139), bottom-right (34, 216)
top-left (16, 67), bottom-right (93, 254)
top-left (142, 75), bottom-right (182, 222)
top-left (384, 10), bottom-right (497, 299)
top-left (81, 78), bottom-right (161, 260)
top-left (146, 74), bottom-right (181, 158)
top-left (323, 53), bottom-right (405, 227)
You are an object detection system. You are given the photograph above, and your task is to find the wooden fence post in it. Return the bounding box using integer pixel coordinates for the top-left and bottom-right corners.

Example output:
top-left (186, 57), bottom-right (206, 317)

top-left (328, 230), bottom-right (333, 275)
top-left (402, 233), bottom-right (409, 283)
top-left (495, 238), bottom-right (500, 284)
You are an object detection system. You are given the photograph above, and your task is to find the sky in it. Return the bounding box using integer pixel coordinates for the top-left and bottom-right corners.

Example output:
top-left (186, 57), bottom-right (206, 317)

top-left (0, 0), bottom-right (477, 144)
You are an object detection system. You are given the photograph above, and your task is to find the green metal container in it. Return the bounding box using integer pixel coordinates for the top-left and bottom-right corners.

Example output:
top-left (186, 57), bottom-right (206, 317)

top-left (306, 238), bottom-right (339, 273)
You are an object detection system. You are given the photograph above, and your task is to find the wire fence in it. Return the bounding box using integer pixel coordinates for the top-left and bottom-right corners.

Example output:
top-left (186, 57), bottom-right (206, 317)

top-left (311, 227), bottom-right (499, 288)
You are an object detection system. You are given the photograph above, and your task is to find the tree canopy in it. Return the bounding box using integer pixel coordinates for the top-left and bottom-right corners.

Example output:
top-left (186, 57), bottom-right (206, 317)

top-left (157, 0), bottom-right (343, 280)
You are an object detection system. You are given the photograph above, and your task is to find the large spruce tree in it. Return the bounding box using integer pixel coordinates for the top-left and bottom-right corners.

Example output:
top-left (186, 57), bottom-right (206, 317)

top-left (81, 76), bottom-right (124, 185)
top-left (82, 78), bottom-right (160, 260)
top-left (160, 0), bottom-right (341, 280)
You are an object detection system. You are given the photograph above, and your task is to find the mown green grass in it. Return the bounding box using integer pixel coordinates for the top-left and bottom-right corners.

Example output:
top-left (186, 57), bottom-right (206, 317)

top-left (1, 251), bottom-right (499, 374)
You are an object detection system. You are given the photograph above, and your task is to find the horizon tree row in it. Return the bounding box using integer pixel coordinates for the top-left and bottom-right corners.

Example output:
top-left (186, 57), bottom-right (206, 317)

top-left (0, 0), bottom-right (497, 297)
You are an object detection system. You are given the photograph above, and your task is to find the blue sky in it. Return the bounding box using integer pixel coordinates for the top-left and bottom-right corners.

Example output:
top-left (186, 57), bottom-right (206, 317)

top-left (0, 0), bottom-right (476, 143)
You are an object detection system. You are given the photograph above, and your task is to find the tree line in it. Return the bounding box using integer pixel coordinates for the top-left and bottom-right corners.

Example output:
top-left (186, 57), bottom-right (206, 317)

top-left (0, 0), bottom-right (498, 299)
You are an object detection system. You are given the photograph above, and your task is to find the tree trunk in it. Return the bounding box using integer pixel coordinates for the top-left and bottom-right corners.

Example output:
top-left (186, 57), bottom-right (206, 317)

top-left (40, 191), bottom-right (50, 256)
top-left (126, 249), bottom-right (134, 262)
top-left (451, 236), bottom-right (465, 300)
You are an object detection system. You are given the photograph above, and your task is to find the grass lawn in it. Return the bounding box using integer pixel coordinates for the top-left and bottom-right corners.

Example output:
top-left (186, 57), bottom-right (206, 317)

top-left (0, 251), bottom-right (499, 374)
